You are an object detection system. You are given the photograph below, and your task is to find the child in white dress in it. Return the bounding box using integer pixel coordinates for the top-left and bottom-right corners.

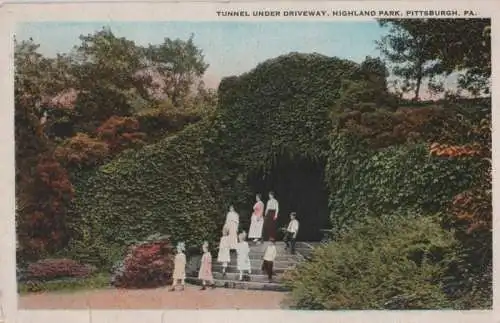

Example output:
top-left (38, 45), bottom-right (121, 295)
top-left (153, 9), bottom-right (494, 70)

top-left (236, 231), bottom-right (251, 281)
top-left (170, 242), bottom-right (186, 291)
top-left (217, 226), bottom-right (231, 277)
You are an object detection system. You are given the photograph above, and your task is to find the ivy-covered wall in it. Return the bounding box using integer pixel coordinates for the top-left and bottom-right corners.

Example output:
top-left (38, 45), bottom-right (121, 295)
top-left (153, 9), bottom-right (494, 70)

top-left (326, 138), bottom-right (482, 236)
top-left (71, 120), bottom-right (224, 250)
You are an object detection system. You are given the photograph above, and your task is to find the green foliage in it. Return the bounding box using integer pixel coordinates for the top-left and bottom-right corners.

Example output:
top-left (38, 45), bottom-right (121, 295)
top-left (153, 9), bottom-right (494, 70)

top-left (378, 19), bottom-right (491, 97)
top-left (282, 214), bottom-right (457, 310)
top-left (327, 141), bottom-right (480, 235)
top-left (18, 273), bottom-right (110, 294)
top-left (377, 20), bottom-right (438, 100)
top-left (70, 121), bottom-right (223, 255)
top-left (62, 238), bottom-right (126, 271)
top-left (146, 34), bottom-right (209, 107)
top-left (73, 27), bottom-right (152, 98)
top-left (135, 104), bottom-right (205, 143)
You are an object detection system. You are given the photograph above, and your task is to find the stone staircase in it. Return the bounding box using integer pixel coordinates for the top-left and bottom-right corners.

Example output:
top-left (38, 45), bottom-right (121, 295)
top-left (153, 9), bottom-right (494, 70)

top-left (186, 241), bottom-right (309, 291)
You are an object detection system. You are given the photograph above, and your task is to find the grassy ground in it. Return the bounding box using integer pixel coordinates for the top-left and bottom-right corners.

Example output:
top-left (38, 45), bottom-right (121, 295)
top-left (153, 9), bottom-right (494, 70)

top-left (18, 273), bottom-right (111, 294)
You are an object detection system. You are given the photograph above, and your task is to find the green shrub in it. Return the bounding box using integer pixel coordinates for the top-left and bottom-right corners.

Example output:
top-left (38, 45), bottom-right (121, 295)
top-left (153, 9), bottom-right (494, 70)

top-left (18, 273), bottom-right (110, 294)
top-left (282, 214), bottom-right (457, 310)
top-left (62, 238), bottom-right (127, 272)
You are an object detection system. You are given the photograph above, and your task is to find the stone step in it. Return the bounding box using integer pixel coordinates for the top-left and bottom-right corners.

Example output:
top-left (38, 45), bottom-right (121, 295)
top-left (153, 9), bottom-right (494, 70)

top-left (185, 277), bottom-right (289, 292)
top-left (247, 254), bottom-right (300, 262)
top-left (211, 263), bottom-right (293, 274)
top-left (212, 272), bottom-right (283, 283)
top-left (247, 241), bottom-right (287, 248)
top-left (222, 253), bottom-right (298, 262)
top-left (215, 258), bottom-right (297, 267)
top-left (219, 259), bottom-right (296, 268)
top-left (247, 255), bottom-right (298, 262)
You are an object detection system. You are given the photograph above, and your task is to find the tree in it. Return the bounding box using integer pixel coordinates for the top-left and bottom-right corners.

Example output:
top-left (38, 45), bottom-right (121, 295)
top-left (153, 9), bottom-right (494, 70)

top-left (378, 19), bottom-right (491, 98)
top-left (70, 27), bottom-right (154, 132)
top-left (146, 34), bottom-right (209, 107)
top-left (377, 20), bottom-right (439, 100)
top-left (14, 38), bottom-right (73, 102)
top-left (426, 19), bottom-right (491, 96)
top-left (14, 38), bottom-right (54, 208)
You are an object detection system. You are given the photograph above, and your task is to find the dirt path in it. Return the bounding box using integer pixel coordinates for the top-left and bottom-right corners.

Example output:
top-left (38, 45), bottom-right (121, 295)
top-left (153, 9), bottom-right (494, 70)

top-left (19, 285), bottom-right (288, 309)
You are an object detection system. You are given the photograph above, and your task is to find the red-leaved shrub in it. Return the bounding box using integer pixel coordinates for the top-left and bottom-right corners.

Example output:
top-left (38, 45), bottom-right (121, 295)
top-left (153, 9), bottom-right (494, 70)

top-left (54, 133), bottom-right (110, 168)
top-left (26, 258), bottom-right (97, 281)
top-left (112, 237), bottom-right (175, 289)
top-left (17, 155), bottom-right (75, 259)
top-left (96, 116), bottom-right (146, 153)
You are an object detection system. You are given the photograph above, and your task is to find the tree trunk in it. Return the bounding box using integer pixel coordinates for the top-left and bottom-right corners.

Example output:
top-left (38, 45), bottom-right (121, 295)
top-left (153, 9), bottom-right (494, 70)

top-left (414, 74), bottom-right (422, 101)
top-left (414, 58), bottom-right (424, 101)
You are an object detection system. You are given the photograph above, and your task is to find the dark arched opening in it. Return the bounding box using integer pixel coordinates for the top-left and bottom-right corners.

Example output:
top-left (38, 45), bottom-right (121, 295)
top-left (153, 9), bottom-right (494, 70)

top-left (247, 155), bottom-right (330, 242)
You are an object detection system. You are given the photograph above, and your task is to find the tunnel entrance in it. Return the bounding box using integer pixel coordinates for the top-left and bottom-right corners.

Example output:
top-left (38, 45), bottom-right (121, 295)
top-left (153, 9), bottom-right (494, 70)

top-left (247, 155), bottom-right (330, 242)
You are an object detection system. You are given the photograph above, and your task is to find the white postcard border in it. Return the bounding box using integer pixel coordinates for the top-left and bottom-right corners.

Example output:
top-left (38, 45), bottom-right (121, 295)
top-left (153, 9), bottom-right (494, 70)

top-left (0, 1), bottom-right (497, 323)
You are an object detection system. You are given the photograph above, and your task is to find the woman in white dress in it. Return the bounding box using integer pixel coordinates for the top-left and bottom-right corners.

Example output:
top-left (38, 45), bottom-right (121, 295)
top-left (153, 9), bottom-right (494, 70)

top-left (224, 205), bottom-right (239, 250)
top-left (217, 226), bottom-right (231, 277)
top-left (236, 231), bottom-right (251, 281)
top-left (248, 194), bottom-right (265, 243)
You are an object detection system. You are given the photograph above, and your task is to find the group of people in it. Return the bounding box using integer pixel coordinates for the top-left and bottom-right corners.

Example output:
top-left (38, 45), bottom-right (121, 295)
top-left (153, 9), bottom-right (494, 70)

top-left (224, 191), bottom-right (299, 245)
top-left (169, 191), bottom-right (300, 291)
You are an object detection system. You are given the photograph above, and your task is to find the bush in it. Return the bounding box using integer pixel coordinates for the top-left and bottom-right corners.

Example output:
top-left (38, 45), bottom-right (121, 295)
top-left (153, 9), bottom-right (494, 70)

top-left (25, 258), bottom-right (97, 281)
top-left (96, 116), bottom-right (146, 153)
top-left (54, 132), bottom-right (110, 168)
top-left (19, 273), bottom-right (110, 294)
top-left (62, 238), bottom-right (127, 272)
top-left (282, 214), bottom-right (457, 310)
top-left (111, 235), bottom-right (175, 289)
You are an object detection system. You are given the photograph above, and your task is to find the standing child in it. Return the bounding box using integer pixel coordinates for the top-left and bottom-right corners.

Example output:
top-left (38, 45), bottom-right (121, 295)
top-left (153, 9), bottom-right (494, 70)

top-left (261, 238), bottom-right (277, 283)
top-left (198, 241), bottom-right (216, 290)
top-left (236, 231), bottom-right (252, 281)
top-left (170, 242), bottom-right (187, 291)
top-left (217, 226), bottom-right (231, 277)
top-left (284, 212), bottom-right (299, 254)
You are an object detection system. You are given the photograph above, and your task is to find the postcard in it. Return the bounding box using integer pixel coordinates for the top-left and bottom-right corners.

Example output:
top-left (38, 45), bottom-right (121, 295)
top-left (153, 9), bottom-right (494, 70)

top-left (0, 1), bottom-right (495, 323)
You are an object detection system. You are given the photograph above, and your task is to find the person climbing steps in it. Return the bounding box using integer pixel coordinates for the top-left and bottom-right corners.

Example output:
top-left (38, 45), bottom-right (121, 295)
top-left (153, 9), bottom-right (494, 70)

top-left (262, 238), bottom-right (277, 283)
